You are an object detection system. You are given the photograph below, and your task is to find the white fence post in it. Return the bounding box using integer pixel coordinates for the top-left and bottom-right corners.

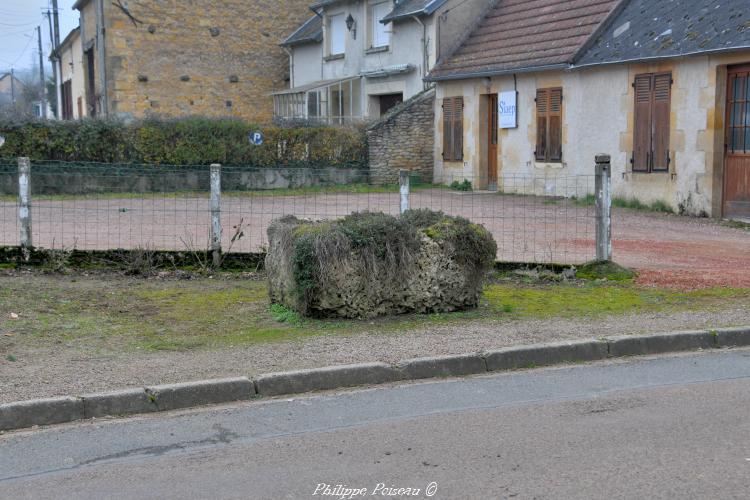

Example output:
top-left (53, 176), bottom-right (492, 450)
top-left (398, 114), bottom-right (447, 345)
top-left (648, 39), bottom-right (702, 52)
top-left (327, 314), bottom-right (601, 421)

top-left (595, 154), bottom-right (612, 262)
top-left (210, 163), bottom-right (222, 267)
top-left (18, 157), bottom-right (32, 250)
top-left (399, 170), bottom-right (410, 214)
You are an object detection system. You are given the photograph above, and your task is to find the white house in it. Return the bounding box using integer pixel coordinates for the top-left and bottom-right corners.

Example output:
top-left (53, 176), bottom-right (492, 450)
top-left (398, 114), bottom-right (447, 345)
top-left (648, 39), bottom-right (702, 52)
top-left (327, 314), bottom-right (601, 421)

top-left (273, 0), bottom-right (489, 123)
top-left (426, 0), bottom-right (750, 220)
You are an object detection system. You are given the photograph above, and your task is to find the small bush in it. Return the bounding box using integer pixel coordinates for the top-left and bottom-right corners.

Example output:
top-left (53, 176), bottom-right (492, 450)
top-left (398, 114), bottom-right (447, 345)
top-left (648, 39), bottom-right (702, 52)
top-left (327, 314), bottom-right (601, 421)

top-left (450, 179), bottom-right (473, 192)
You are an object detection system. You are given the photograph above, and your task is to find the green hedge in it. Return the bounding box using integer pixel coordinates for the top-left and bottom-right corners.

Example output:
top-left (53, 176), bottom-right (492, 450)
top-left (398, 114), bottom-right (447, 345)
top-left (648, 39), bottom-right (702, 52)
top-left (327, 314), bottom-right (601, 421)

top-left (0, 118), bottom-right (367, 168)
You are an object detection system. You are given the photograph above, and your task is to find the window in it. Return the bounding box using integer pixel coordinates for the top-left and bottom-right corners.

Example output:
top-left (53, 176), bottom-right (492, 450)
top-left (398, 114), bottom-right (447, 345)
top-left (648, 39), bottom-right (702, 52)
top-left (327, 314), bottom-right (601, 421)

top-left (307, 91), bottom-right (320, 118)
top-left (727, 69), bottom-right (750, 154)
top-left (443, 97), bottom-right (464, 162)
top-left (370, 2), bottom-right (391, 48)
top-left (329, 14), bottom-right (346, 56)
top-left (535, 88), bottom-right (562, 162)
top-left (633, 72), bottom-right (671, 172)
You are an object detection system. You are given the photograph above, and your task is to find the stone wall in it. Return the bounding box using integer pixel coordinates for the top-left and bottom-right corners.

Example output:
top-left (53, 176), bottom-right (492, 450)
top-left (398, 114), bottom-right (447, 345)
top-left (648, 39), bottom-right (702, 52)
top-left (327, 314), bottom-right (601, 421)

top-left (367, 89), bottom-right (435, 185)
top-left (0, 165), bottom-right (366, 195)
top-left (80, 0), bottom-right (311, 122)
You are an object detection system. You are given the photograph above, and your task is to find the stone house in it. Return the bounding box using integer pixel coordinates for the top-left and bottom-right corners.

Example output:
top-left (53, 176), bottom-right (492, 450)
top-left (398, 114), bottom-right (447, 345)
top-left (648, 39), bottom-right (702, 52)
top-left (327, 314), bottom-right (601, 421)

top-left (58, 27), bottom-right (87, 120)
top-left (0, 72), bottom-right (25, 108)
top-left (71, 0), bottom-right (311, 122)
top-left (273, 0), bottom-right (491, 123)
top-left (427, 0), bottom-right (750, 220)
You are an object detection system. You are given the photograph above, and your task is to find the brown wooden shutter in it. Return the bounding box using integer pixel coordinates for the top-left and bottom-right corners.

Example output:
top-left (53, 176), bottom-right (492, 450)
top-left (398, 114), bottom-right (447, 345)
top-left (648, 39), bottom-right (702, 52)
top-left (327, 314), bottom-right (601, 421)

top-left (633, 74), bottom-right (652, 172)
top-left (548, 88), bottom-right (563, 161)
top-left (651, 72), bottom-right (671, 171)
top-left (535, 89), bottom-right (548, 161)
top-left (443, 98), bottom-right (454, 161)
top-left (453, 97), bottom-right (464, 161)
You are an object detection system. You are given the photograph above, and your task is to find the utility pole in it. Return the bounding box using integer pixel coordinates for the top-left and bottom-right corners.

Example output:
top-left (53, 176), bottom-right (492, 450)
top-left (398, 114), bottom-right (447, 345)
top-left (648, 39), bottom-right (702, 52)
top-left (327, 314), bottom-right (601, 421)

top-left (10, 68), bottom-right (16, 106)
top-left (37, 26), bottom-right (47, 118)
top-left (46, 10), bottom-right (59, 119)
top-left (52, 0), bottom-right (62, 120)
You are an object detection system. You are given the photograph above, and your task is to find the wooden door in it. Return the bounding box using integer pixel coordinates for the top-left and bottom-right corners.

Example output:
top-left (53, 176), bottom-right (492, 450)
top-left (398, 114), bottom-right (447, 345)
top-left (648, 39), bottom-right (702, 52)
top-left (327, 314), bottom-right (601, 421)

top-left (724, 65), bottom-right (750, 220)
top-left (488, 94), bottom-right (498, 188)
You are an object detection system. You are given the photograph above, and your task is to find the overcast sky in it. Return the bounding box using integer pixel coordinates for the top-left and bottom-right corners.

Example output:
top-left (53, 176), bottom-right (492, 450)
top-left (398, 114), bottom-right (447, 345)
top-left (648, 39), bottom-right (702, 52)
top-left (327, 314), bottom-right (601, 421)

top-left (0, 0), bottom-right (79, 74)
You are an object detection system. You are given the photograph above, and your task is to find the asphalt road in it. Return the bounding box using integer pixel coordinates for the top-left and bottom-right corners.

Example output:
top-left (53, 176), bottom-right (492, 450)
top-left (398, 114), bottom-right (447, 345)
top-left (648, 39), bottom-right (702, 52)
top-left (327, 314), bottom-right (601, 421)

top-left (2, 349), bottom-right (750, 499)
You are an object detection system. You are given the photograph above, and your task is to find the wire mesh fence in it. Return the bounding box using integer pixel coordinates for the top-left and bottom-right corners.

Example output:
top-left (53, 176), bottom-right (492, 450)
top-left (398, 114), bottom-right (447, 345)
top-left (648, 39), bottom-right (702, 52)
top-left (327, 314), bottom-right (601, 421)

top-left (0, 159), bottom-right (601, 264)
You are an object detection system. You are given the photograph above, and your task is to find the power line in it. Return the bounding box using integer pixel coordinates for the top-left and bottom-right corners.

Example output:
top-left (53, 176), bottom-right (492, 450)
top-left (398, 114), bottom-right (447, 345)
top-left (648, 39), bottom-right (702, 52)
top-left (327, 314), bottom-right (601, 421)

top-left (2, 31), bottom-right (36, 68)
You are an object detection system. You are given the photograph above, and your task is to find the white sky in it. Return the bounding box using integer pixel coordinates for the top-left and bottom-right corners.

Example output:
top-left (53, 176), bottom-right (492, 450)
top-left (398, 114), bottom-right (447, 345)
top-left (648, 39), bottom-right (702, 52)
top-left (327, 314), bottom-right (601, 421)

top-left (0, 0), bottom-right (79, 73)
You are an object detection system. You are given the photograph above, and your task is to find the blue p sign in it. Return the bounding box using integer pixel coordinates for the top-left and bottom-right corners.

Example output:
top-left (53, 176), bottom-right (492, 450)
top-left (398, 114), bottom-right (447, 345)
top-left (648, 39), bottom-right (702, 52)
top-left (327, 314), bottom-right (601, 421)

top-left (249, 131), bottom-right (264, 146)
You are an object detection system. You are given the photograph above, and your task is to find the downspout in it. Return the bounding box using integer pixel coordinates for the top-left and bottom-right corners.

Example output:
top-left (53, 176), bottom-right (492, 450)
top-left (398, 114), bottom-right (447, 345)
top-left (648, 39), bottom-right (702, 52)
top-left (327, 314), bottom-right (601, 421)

top-left (96, 0), bottom-right (108, 117)
top-left (282, 47), bottom-right (294, 89)
top-left (411, 16), bottom-right (428, 90)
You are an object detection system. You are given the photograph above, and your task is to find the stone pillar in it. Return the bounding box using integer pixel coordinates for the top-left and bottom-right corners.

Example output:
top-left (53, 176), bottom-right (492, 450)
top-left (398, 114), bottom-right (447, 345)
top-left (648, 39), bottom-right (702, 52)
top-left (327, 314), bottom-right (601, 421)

top-left (595, 154), bottom-right (612, 262)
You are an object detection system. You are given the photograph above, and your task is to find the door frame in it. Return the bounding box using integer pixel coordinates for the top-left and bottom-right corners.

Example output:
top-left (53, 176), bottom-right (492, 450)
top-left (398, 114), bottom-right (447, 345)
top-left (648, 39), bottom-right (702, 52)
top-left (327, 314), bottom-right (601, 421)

top-left (722, 63), bottom-right (750, 219)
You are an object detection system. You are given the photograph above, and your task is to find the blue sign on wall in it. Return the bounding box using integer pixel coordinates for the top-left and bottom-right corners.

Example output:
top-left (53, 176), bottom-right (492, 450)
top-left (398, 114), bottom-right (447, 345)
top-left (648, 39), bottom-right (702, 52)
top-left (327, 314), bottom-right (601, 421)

top-left (249, 131), bottom-right (264, 146)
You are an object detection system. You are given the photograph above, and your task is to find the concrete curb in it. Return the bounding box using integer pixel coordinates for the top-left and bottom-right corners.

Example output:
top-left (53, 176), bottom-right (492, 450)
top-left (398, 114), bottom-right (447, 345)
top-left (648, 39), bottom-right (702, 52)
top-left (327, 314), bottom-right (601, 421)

top-left (255, 363), bottom-right (401, 397)
top-left (0, 397), bottom-right (84, 432)
top-left (484, 339), bottom-right (609, 371)
top-left (396, 353), bottom-right (487, 380)
top-left (145, 378), bottom-right (255, 412)
top-left (1, 326), bottom-right (748, 432)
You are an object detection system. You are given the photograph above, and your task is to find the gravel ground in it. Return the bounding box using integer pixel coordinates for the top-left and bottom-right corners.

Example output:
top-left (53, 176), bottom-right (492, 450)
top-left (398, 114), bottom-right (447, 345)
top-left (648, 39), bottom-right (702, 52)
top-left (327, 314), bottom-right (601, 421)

top-left (1, 305), bottom-right (748, 404)
top-left (2, 190), bottom-right (748, 288)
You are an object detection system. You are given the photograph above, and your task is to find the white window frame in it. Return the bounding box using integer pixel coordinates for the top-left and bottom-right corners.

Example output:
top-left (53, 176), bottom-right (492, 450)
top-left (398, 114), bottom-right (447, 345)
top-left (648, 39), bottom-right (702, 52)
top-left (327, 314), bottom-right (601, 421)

top-left (328, 13), bottom-right (346, 56)
top-left (369, 1), bottom-right (391, 49)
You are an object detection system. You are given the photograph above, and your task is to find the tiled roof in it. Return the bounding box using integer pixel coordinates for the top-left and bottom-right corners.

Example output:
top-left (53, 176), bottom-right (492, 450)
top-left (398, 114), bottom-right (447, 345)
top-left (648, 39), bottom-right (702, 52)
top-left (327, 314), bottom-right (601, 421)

top-left (575, 0), bottom-right (750, 66)
top-left (427, 0), bottom-right (620, 80)
top-left (281, 14), bottom-right (323, 47)
top-left (381, 0), bottom-right (449, 23)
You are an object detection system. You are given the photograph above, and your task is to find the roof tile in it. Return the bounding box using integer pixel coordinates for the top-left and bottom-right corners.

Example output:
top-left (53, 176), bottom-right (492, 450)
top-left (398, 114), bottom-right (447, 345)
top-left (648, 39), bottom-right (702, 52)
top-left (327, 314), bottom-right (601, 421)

top-left (428, 0), bottom-right (620, 80)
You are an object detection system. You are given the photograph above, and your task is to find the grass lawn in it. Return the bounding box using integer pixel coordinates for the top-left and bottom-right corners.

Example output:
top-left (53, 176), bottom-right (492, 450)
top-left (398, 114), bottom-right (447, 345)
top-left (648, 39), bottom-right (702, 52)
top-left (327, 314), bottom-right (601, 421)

top-left (1, 271), bottom-right (748, 354)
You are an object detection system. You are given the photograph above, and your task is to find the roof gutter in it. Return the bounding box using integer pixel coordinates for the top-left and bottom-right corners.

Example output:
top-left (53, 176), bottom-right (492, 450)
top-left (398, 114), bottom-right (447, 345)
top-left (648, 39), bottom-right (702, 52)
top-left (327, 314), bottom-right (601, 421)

top-left (425, 63), bottom-right (569, 82)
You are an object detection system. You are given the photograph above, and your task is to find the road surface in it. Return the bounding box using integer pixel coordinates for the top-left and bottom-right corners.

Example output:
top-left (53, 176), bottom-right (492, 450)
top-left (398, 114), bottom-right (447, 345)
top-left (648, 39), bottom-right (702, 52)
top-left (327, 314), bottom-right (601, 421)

top-left (2, 349), bottom-right (750, 499)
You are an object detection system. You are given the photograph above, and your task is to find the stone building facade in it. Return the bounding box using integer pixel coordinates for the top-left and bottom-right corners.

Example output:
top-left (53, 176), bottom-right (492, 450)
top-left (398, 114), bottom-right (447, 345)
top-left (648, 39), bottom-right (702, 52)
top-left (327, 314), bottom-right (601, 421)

top-left (72, 0), bottom-right (311, 122)
top-left (367, 89), bottom-right (435, 185)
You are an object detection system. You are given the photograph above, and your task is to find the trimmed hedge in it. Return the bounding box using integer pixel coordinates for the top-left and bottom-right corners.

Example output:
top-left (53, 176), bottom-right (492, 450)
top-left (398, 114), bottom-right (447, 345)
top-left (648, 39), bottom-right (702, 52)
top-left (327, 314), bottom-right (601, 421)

top-left (0, 117), bottom-right (367, 168)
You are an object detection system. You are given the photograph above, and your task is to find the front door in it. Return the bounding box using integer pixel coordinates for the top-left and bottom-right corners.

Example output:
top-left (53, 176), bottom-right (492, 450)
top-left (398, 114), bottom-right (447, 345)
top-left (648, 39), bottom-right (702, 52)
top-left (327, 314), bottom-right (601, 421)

top-left (724, 64), bottom-right (750, 220)
top-left (488, 94), bottom-right (498, 190)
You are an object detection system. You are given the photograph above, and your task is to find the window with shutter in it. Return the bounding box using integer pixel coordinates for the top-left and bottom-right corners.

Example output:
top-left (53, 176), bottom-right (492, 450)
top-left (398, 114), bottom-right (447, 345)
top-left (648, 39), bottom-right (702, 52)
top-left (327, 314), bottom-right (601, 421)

top-left (633, 72), bottom-right (672, 172)
top-left (442, 97), bottom-right (464, 162)
top-left (454, 97), bottom-right (464, 161)
top-left (535, 88), bottom-right (562, 162)
top-left (329, 14), bottom-right (346, 56)
top-left (370, 2), bottom-right (391, 48)
top-left (652, 73), bottom-right (671, 171)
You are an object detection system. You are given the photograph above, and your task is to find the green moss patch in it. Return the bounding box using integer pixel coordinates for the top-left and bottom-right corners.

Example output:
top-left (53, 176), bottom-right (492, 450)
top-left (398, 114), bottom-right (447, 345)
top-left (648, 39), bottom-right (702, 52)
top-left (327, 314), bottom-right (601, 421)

top-left (576, 260), bottom-right (636, 281)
